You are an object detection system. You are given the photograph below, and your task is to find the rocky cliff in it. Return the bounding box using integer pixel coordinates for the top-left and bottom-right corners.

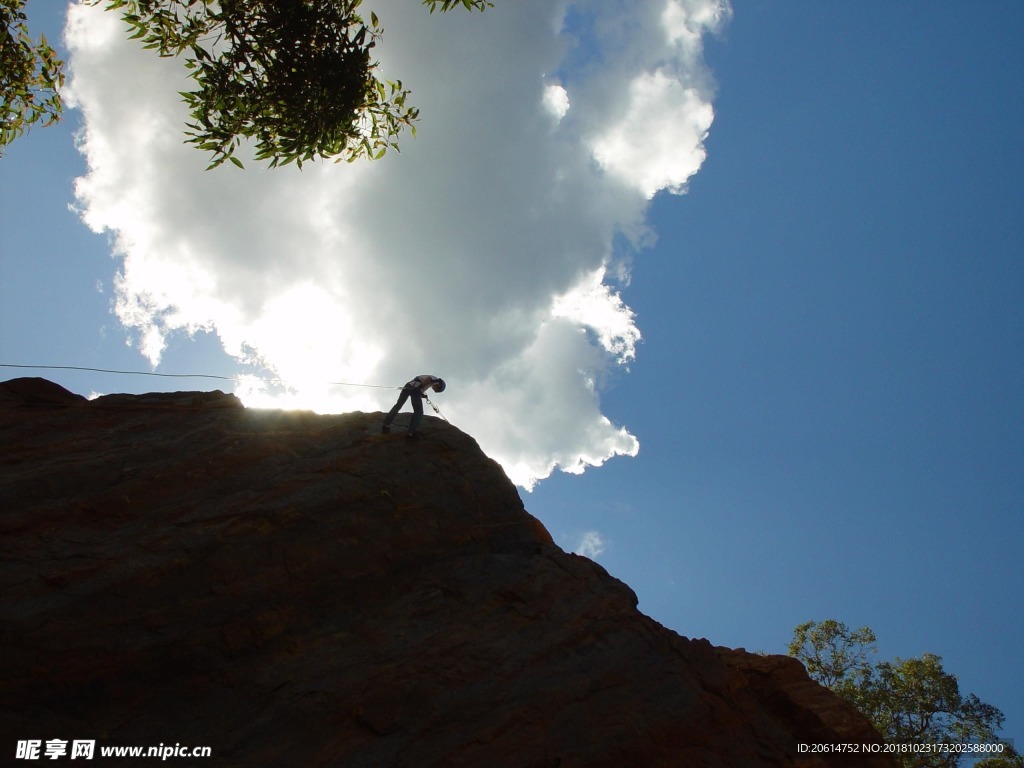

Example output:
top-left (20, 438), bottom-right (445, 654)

top-left (1, 377), bottom-right (893, 767)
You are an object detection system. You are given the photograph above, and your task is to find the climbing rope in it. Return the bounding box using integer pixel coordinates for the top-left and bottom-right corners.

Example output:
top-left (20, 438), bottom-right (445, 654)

top-left (1, 364), bottom-right (455, 423)
top-left (423, 394), bottom-right (449, 422)
top-left (0, 363), bottom-right (400, 390)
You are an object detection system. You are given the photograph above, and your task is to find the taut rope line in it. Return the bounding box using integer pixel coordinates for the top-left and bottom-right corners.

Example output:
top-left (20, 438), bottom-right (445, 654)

top-left (0, 363), bottom-right (399, 390)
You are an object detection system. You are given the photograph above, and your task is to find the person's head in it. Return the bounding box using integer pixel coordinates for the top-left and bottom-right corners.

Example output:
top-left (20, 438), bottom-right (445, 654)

top-left (433, 378), bottom-right (446, 393)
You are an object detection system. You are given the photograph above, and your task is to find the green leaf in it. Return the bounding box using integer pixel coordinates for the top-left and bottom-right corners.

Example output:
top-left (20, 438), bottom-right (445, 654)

top-left (0, 0), bottom-right (488, 164)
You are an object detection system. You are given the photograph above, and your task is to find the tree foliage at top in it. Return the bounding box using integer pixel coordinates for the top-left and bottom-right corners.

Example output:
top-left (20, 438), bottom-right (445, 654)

top-left (1, 0), bottom-right (64, 153)
top-left (789, 619), bottom-right (1019, 768)
top-left (2, 0), bottom-right (493, 167)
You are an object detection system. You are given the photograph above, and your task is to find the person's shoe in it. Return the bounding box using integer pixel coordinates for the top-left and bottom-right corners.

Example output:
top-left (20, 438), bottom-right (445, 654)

top-left (381, 424), bottom-right (390, 434)
top-left (406, 431), bottom-right (417, 439)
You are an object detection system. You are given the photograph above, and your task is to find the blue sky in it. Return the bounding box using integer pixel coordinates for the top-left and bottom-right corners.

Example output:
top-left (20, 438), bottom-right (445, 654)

top-left (2, 0), bottom-right (1022, 751)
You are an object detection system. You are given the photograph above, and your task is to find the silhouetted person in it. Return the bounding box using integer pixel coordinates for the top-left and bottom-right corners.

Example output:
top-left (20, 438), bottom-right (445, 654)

top-left (382, 375), bottom-right (446, 437)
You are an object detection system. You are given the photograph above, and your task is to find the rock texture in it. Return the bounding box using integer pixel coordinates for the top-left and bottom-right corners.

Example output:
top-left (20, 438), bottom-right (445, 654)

top-left (1, 377), bottom-right (894, 767)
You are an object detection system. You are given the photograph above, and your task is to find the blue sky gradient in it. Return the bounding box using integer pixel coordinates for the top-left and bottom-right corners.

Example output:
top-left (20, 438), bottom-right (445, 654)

top-left (533, 0), bottom-right (1024, 746)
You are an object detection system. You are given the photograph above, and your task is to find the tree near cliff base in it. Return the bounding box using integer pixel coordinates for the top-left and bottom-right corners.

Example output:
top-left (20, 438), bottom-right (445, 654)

top-left (1, 0), bottom-right (492, 167)
top-left (1, 0), bottom-right (63, 154)
top-left (975, 757), bottom-right (1024, 768)
top-left (788, 620), bottom-right (1019, 768)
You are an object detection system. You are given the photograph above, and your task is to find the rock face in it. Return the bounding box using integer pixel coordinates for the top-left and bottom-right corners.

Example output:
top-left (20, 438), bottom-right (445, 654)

top-left (1, 378), bottom-right (893, 767)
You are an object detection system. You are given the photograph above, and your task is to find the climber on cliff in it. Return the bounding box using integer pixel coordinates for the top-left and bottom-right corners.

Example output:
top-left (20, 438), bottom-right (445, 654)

top-left (382, 375), bottom-right (446, 437)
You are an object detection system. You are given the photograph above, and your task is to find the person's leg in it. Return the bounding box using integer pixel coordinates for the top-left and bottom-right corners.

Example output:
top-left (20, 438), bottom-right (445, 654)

top-left (383, 388), bottom-right (410, 431)
top-left (408, 389), bottom-right (424, 435)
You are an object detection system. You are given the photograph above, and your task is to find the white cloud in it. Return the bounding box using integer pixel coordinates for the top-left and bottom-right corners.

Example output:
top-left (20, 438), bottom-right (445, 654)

top-left (63, 0), bottom-right (728, 488)
top-left (552, 266), bottom-right (640, 364)
top-left (663, 0), bottom-right (732, 61)
top-left (574, 531), bottom-right (607, 560)
top-left (591, 70), bottom-right (714, 198)
top-left (543, 83), bottom-right (570, 122)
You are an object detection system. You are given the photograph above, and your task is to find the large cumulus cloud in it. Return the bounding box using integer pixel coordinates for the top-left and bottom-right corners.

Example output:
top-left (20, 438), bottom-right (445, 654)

top-left (64, 0), bottom-right (729, 488)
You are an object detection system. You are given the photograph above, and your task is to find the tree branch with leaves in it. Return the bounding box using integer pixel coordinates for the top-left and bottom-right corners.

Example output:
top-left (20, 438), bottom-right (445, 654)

top-left (1, 0), bottom-right (64, 153)
top-left (2, 0), bottom-right (493, 166)
top-left (789, 619), bottom-right (1019, 768)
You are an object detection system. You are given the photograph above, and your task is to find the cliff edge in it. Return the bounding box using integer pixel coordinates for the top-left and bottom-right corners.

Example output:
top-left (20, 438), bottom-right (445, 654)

top-left (0, 378), bottom-right (893, 767)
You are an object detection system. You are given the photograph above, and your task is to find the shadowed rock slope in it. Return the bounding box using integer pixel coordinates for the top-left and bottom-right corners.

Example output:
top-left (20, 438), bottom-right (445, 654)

top-left (1, 378), bottom-right (893, 767)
